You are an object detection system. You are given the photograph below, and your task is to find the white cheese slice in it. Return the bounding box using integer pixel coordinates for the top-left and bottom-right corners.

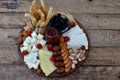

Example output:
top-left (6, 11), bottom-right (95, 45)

top-left (23, 37), bottom-right (32, 46)
top-left (31, 31), bottom-right (37, 38)
top-left (24, 52), bottom-right (40, 69)
top-left (63, 25), bottom-right (88, 50)
top-left (31, 45), bottom-right (39, 52)
top-left (63, 25), bottom-right (84, 36)
top-left (20, 46), bottom-right (27, 52)
top-left (37, 34), bottom-right (44, 39)
top-left (20, 45), bottom-right (32, 53)
top-left (39, 39), bottom-right (46, 46)
top-left (39, 49), bottom-right (56, 76)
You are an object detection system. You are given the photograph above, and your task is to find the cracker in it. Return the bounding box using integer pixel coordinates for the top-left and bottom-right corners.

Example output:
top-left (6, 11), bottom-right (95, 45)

top-left (65, 61), bottom-right (72, 72)
top-left (64, 58), bottom-right (69, 64)
top-left (63, 52), bottom-right (69, 60)
top-left (65, 60), bottom-right (71, 68)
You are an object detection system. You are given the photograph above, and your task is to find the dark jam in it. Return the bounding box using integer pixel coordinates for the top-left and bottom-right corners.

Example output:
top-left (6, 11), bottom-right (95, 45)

top-left (47, 13), bottom-right (70, 34)
top-left (45, 28), bottom-right (59, 45)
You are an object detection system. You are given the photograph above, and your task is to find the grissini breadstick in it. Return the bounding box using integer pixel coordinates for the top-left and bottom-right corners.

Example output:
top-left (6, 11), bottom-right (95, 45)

top-left (25, 0), bottom-right (54, 34)
top-left (41, 7), bottom-right (53, 27)
top-left (41, 0), bottom-right (47, 16)
top-left (29, 0), bottom-right (40, 20)
top-left (36, 20), bottom-right (42, 28)
top-left (29, 0), bottom-right (36, 16)
top-left (24, 21), bottom-right (33, 30)
top-left (24, 13), bottom-right (37, 26)
top-left (37, 9), bottom-right (45, 22)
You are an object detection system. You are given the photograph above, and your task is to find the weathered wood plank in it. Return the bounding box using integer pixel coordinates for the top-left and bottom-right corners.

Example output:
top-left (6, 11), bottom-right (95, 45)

top-left (75, 14), bottom-right (120, 30)
top-left (1, 13), bottom-right (120, 30)
top-left (0, 29), bottom-right (20, 45)
top-left (0, 65), bottom-right (120, 80)
top-left (0, 45), bottom-right (21, 64)
top-left (1, 44), bottom-right (120, 66)
top-left (0, 13), bottom-right (27, 29)
top-left (88, 30), bottom-right (120, 47)
top-left (84, 47), bottom-right (120, 66)
top-left (0, 0), bottom-right (120, 13)
top-left (0, 29), bottom-right (120, 47)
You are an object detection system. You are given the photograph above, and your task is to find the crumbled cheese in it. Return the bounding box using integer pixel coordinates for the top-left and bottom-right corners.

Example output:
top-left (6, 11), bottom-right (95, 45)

top-left (24, 52), bottom-right (40, 69)
top-left (20, 31), bottom-right (46, 53)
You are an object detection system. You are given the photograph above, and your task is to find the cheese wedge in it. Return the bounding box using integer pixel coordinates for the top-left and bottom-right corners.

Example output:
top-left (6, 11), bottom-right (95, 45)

top-left (63, 25), bottom-right (88, 50)
top-left (38, 49), bottom-right (56, 76)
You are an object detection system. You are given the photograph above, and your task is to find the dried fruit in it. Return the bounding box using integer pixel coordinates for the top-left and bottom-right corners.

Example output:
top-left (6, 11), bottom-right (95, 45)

top-left (47, 45), bottom-right (53, 51)
top-left (70, 22), bottom-right (76, 28)
top-left (21, 50), bottom-right (29, 56)
top-left (50, 57), bottom-right (56, 62)
top-left (53, 51), bottom-right (61, 56)
top-left (26, 31), bottom-right (32, 36)
top-left (57, 67), bottom-right (65, 73)
top-left (64, 36), bottom-right (70, 42)
top-left (81, 45), bottom-right (85, 50)
top-left (53, 46), bottom-right (60, 51)
top-left (37, 68), bottom-right (42, 73)
top-left (37, 44), bottom-right (42, 49)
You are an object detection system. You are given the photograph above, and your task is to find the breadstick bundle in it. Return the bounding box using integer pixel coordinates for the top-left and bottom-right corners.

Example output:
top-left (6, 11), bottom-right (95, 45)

top-left (24, 0), bottom-right (54, 33)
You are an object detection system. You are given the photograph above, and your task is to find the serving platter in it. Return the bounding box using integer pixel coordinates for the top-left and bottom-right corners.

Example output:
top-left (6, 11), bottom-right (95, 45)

top-left (17, 0), bottom-right (89, 77)
top-left (17, 20), bottom-right (89, 77)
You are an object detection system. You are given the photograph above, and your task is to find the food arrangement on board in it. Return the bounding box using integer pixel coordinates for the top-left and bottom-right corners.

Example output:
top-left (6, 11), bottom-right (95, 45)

top-left (18, 0), bottom-right (89, 77)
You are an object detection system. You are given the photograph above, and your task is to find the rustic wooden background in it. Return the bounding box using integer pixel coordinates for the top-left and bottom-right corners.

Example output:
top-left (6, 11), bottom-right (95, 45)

top-left (0, 0), bottom-right (120, 80)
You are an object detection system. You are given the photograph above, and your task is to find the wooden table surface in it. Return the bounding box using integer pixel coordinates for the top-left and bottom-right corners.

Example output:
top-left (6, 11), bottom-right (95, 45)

top-left (0, 0), bottom-right (120, 80)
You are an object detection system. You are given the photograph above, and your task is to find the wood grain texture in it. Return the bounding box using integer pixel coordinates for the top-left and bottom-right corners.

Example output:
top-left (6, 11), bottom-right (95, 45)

top-left (1, 13), bottom-right (120, 30)
top-left (0, 65), bottom-right (120, 80)
top-left (0, 0), bottom-right (120, 13)
top-left (0, 45), bottom-right (21, 64)
top-left (0, 0), bottom-right (120, 79)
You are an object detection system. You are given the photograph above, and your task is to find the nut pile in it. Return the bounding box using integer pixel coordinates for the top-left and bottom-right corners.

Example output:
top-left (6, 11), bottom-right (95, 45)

top-left (68, 46), bottom-right (86, 69)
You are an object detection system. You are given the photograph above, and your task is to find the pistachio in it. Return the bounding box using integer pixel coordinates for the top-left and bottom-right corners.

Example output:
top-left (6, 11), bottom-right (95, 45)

top-left (80, 53), bottom-right (85, 58)
top-left (76, 53), bottom-right (81, 58)
top-left (81, 56), bottom-right (86, 60)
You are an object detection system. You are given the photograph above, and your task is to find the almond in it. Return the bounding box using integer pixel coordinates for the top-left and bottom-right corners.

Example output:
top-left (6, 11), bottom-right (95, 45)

top-left (72, 60), bottom-right (78, 64)
top-left (69, 56), bottom-right (74, 60)
top-left (72, 63), bottom-right (75, 69)
top-left (78, 58), bottom-right (82, 62)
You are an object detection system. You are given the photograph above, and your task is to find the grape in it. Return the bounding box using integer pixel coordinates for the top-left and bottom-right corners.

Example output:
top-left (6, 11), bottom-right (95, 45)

top-left (57, 13), bottom-right (61, 18)
top-left (47, 13), bottom-right (70, 33)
